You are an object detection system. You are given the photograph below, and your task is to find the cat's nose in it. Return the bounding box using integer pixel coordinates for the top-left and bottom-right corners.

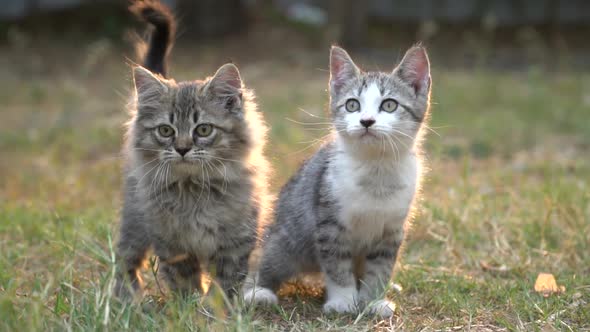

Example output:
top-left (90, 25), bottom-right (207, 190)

top-left (360, 118), bottom-right (376, 128)
top-left (175, 147), bottom-right (190, 156)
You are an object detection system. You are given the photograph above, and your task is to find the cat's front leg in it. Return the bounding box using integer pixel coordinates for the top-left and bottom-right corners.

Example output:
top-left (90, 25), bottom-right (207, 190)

top-left (159, 255), bottom-right (203, 296)
top-left (213, 235), bottom-right (255, 298)
top-left (114, 212), bottom-right (151, 300)
top-left (358, 230), bottom-right (402, 318)
top-left (316, 218), bottom-right (357, 314)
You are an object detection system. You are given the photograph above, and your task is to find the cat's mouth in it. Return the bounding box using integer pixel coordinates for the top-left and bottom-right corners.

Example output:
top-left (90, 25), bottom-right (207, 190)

top-left (170, 159), bottom-right (202, 176)
top-left (358, 129), bottom-right (378, 139)
top-left (170, 158), bottom-right (201, 169)
top-left (171, 153), bottom-right (209, 164)
top-left (345, 128), bottom-right (379, 141)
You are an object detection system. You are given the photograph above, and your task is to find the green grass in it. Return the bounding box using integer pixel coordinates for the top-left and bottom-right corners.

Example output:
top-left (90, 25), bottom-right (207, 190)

top-left (0, 39), bottom-right (589, 331)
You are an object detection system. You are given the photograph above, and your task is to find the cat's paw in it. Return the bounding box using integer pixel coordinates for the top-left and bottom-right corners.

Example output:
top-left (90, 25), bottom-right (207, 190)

top-left (323, 298), bottom-right (357, 314)
top-left (367, 299), bottom-right (395, 318)
top-left (243, 286), bottom-right (278, 306)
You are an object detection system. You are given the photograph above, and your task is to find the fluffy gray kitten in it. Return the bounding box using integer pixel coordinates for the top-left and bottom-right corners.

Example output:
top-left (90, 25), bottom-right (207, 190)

top-left (115, 1), bottom-right (270, 299)
top-left (245, 45), bottom-right (431, 317)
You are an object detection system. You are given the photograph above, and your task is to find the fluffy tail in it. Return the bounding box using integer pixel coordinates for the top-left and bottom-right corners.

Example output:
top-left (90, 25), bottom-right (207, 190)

top-left (130, 0), bottom-right (176, 77)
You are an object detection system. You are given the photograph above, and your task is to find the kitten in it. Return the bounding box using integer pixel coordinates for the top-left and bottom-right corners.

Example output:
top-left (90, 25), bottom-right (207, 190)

top-left (115, 1), bottom-right (270, 299)
top-left (245, 45), bottom-right (431, 317)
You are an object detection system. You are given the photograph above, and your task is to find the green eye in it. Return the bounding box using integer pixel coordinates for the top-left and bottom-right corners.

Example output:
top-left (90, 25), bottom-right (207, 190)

top-left (158, 125), bottom-right (174, 137)
top-left (380, 99), bottom-right (398, 113)
top-left (345, 98), bottom-right (360, 112)
top-left (195, 124), bottom-right (213, 137)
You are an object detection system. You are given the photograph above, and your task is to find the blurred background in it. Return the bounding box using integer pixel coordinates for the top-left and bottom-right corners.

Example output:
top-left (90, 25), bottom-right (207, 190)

top-left (0, 0), bottom-right (588, 330)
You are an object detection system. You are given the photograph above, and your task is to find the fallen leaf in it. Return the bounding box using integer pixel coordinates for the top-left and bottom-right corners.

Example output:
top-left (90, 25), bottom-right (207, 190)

top-left (534, 272), bottom-right (565, 297)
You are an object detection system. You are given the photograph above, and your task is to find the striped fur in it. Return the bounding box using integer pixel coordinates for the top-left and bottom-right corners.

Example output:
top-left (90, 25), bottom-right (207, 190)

top-left (246, 46), bottom-right (431, 318)
top-left (115, 2), bottom-right (270, 300)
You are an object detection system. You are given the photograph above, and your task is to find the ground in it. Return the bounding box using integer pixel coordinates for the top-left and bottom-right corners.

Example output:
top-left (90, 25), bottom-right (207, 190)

top-left (0, 29), bottom-right (589, 331)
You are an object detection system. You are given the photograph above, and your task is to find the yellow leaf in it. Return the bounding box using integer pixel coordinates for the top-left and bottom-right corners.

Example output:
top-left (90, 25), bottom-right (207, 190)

top-left (534, 273), bottom-right (565, 297)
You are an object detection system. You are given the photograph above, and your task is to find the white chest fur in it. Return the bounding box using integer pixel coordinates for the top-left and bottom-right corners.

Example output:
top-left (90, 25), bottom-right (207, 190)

top-left (328, 143), bottom-right (418, 249)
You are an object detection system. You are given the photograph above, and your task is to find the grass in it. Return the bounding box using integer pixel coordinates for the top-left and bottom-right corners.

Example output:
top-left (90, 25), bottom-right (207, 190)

top-left (0, 35), bottom-right (589, 331)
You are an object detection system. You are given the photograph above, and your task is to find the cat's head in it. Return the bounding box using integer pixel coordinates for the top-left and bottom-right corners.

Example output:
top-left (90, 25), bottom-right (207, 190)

top-left (128, 63), bottom-right (253, 179)
top-left (329, 45), bottom-right (431, 156)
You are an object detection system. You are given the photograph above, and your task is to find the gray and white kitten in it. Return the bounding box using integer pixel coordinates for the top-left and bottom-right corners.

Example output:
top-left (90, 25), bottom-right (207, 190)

top-left (115, 1), bottom-right (270, 299)
top-left (245, 45), bottom-right (431, 317)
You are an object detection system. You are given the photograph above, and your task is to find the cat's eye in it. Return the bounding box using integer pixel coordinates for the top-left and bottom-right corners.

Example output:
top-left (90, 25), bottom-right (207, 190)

top-left (158, 125), bottom-right (175, 137)
top-left (380, 99), bottom-right (398, 113)
top-left (225, 97), bottom-right (235, 110)
top-left (195, 124), bottom-right (213, 137)
top-left (345, 98), bottom-right (360, 112)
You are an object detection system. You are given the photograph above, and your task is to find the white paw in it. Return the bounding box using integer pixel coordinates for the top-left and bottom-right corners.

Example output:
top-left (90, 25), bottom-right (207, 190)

top-left (367, 299), bottom-right (395, 318)
top-left (243, 286), bottom-right (278, 306)
top-left (323, 298), bottom-right (357, 314)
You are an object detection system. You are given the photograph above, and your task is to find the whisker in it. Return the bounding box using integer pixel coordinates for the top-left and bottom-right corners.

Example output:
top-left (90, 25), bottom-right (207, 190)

top-left (208, 156), bottom-right (243, 164)
top-left (136, 160), bottom-right (162, 189)
top-left (197, 160), bottom-right (207, 203)
top-left (297, 107), bottom-right (329, 119)
top-left (211, 159), bottom-right (228, 194)
top-left (388, 132), bottom-right (411, 151)
top-left (164, 162), bottom-right (171, 197)
top-left (203, 161), bottom-right (212, 205)
top-left (387, 128), bottom-right (415, 141)
top-left (300, 127), bottom-right (334, 132)
top-left (285, 118), bottom-right (335, 126)
top-left (385, 135), bottom-right (400, 162)
top-left (128, 157), bottom-right (160, 173)
top-left (289, 132), bottom-right (335, 155)
top-left (392, 121), bottom-right (446, 137)
top-left (130, 147), bottom-right (165, 153)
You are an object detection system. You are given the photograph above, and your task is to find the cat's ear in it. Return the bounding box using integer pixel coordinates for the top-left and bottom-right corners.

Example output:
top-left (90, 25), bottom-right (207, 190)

top-left (209, 63), bottom-right (242, 95)
top-left (393, 45), bottom-right (431, 96)
top-left (133, 66), bottom-right (167, 100)
top-left (330, 46), bottom-right (360, 95)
